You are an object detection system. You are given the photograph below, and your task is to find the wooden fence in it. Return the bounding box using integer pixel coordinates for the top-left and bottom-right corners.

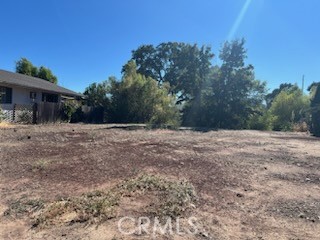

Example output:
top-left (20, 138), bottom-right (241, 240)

top-left (1, 103), bottom-right (62, 124)
top-left (35, 102), bottom-right (62, 123)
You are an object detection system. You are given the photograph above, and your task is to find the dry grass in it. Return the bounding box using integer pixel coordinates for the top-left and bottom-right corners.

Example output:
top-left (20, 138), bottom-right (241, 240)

top-left (33, 190), bottom-right (120, 228)
top-left (31, 159), bottom-right (51, 171)
top-left (4, 197), bottom-right (45, 217)
top-left (120, 174), bottom-right (197, 218)
top-left (6, 174), bottom-right (197, 229)
top-left (0, 122), bottom-right (13, 128)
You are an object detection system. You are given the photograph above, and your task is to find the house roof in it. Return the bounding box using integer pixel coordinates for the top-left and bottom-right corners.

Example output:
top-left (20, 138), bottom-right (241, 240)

top-left (0, 69), bottom-right (83, 97)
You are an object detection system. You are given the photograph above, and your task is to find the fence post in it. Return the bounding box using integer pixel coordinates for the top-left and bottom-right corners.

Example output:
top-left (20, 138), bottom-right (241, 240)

top-left (32, 103), bottom-right (37, 124)
top-left (12, 104), bottom-right (16, 122)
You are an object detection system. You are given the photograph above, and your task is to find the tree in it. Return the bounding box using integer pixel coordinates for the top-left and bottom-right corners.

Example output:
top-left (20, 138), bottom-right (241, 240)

top-left (109, 61), bottom-right (180, 126)
top-left (16, 58), bottom-right (38, 76)
top-left (37, 66), bottom-right (58, 84)
top-left (269, 88), bottom-right (309, 131)
top-left (266, 83), bottom-right (299, 108)
top-left (130, 42), bottom-right (214, 104)
top-left (84, 80), bottom-right (111, 107)
top-left (183, 39), bottom-right (266, 129)
top-left (15, 58), bottom-right (58, 84)
top-left (307, 82), bottom-right (320, 98)
top-left (310, 83), bottom-right (320, 136)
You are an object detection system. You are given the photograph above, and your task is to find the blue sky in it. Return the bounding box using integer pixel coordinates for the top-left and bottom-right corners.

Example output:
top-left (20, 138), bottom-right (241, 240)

top-left (0, 0), bottom-right (319, 93)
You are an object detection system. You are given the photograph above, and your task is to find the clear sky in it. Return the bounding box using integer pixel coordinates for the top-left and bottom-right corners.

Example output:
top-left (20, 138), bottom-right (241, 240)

top-left (0, 0), bottom-right (319, 93)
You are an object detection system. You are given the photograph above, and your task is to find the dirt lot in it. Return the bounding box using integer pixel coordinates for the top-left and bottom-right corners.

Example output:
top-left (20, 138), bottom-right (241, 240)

top-left (0, 124), bottom-right (319, 239)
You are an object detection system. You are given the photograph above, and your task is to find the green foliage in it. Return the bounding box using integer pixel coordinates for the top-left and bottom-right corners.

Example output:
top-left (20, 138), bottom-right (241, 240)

top-left (15, 58), bottom-right (58, 84)
top-left (269, 88), bottom-right (309, 131)
top-left (61, 100), bottom-right (80, 122)
top-left (265, 83), bottom-right (298, 108)
top-left (109, 61), bottom-right (180, 126)
top-left (308, 82), bottom-right (320, 99)
top-left (37, 66), bottom-right (58, 84)
top-left (183, 39), bottom-right (267, 129)
top-left (79, 40), bottom-right (313, 132)
top-left (131, 42), bottom-right (214, 103)
top-left (16, 58), bottom-right (38, 76)
top-left (310, 84), bottom-right (320, 136)
top-left (83, 80), bottom-right (111, 108)
top-left (247, 109), bottom-right (274, 130)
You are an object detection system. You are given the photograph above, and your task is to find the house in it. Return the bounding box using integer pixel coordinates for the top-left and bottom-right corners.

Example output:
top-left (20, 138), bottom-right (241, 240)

top-left (0, 69), bottom-right (82, 122)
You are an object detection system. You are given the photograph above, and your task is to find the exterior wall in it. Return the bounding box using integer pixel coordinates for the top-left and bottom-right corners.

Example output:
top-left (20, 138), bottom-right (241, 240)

top-left (13, 87), bottom-right (41, 104)
top-left (1, 86), bottom-right (61, 111)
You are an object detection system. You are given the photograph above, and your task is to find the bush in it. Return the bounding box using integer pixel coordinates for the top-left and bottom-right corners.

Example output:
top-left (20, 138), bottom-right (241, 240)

top-left (61, 101), bottom-right (80, 122)
top-left (109, 61), bottom-right (180, 126)
top-left (247, 110), bottom-right (274, 130)
top-left (17, 110), bottom-right (32, 123)
top-left (269, 89), bottom-right (309, 131)
top-left (292, 122), bottom-right (309, 132)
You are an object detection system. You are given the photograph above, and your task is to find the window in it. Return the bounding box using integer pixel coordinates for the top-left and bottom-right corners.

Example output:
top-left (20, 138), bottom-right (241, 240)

top-left (42, 93), bottom-right (58, 103)
top-left (0, 86), bottom-right (12, 104)
top-left (30, 92), bottom-right (37, 100)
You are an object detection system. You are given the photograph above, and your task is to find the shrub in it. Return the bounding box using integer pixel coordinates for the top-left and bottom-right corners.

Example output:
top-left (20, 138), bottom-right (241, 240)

top-left (247, 110), bottom-right (274, 130)
top-left (109, 61), bottom-right (180, 126)
top-left (292, 122), bottom-right (309, 132)
top-left (61, 101), bottom-right (80, 122)
top-left (269, 89), bottom-right (309, 131)
top-left (17, 110), bottom-right (32, 123)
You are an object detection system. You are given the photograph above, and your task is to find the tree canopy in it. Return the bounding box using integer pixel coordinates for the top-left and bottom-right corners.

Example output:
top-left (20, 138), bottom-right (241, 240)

top-left (84, 80), bottom-right (110, 107)
top-left (78, 39), bottom-right (315, 133)
top-left (130, 42), bottom-right (214, 104)
top-left (15, 58), bottom-right (58, 84)
top-left (183, 39), bottom-right (266, 129)
top-left (266, 83), bottom-right (299, 108)
top-left (110, 61), bottom-right (180, 126)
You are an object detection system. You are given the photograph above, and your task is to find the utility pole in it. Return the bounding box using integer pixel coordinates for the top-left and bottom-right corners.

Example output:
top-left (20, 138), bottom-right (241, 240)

top-left (302, 75), bottom-right (305, 92)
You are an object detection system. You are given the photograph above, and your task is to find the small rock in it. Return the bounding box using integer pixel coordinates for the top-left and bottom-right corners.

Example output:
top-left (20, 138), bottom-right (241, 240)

top-left (236, 193), bottom-right (244, 198)
top-left (190, 203), bottom-right (196, 209)
top-left (199, 231), bottom-right (209, 238)
top-left (305, 178), bottom-right (311, 182)
top-left (299, 213), bottom-right (305, 218)
top-left (27, 136), bottom-right (31, 139)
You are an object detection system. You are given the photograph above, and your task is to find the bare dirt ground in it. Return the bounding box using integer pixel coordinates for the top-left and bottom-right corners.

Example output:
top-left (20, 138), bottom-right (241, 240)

top-left (0, 124), bottom-right (319, 239)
